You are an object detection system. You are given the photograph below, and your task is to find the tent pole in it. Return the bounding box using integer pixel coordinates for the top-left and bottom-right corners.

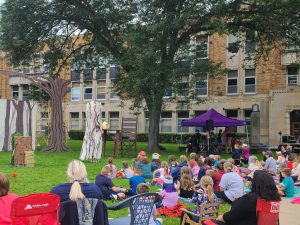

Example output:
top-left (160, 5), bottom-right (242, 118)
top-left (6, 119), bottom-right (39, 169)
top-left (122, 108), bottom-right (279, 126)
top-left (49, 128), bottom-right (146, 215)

top-left (246, 124), bottom-right (249, 144)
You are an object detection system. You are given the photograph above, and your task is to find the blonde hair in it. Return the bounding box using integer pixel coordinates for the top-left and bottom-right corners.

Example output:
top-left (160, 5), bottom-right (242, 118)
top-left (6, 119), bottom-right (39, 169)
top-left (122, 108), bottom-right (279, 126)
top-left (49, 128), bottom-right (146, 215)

top-left (181, 166), bottom-right (191, 176)
top-left (161, 161), bottom-right (168, 169)
top-left (206, 169), bottom-right (215, 177)
top-left (101, 166), bottom-right (110, 176)
top-left (136, 183), bottom-right (150, 194)
top-left (67, 160), bottom-right (87, 201)
top-left (223, 162), bottom-right (234, 173)
top-left (200, 175), bottom-right (214, 203)
top-left (190, 153), bottom-right (198, 160)
top-left (179, 174), bottom-right (194, 191)
top-left (180, 155), bottom-right (187, 163)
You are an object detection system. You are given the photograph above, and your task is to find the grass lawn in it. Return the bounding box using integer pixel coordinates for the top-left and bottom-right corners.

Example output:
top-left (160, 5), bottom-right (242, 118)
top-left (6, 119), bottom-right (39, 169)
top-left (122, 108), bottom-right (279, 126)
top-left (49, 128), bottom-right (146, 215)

top-left (0, 139), bottom-right (231, 225)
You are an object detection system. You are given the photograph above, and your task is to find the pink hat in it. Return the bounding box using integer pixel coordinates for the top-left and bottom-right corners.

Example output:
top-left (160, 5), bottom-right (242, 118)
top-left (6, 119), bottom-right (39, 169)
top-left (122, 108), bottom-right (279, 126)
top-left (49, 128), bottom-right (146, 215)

top-left (138, 151), bottom-right (146, 156)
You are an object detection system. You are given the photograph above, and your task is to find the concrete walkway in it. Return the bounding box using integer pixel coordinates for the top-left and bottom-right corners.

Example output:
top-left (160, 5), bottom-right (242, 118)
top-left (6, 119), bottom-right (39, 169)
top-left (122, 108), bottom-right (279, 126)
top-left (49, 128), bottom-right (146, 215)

top-left (280, 198), bottom-right (300, 225)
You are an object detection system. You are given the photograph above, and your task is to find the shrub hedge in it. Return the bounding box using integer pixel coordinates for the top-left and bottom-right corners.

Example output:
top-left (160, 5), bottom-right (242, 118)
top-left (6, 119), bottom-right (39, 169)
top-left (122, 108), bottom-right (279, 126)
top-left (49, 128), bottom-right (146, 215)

top-left (68, 130), bottom-right (248, 143)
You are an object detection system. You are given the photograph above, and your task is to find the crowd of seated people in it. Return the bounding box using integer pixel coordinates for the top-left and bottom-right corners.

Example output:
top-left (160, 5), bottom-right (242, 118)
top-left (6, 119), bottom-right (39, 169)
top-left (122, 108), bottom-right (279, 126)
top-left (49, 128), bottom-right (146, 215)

top-left (3, 143), bottom-right (300, 225)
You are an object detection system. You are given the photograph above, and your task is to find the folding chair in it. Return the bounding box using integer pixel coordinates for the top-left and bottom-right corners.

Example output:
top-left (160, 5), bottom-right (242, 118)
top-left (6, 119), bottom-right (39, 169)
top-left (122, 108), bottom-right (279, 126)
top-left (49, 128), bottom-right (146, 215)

top-left (180, 203), bottom-right (220, 225)
top-left (11, 193), bottom-right (60, 225)
top-left (107, 193), bottom-right (158, 225)
top-left (256, 198), bottom-right (280, 225)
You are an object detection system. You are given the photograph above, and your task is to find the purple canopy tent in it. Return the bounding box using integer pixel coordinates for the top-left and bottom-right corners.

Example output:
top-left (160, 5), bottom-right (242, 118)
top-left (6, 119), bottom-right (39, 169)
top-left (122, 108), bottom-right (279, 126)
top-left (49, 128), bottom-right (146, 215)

top-left (182, 108), bottom-right (248, 144)
top-left (181, 108), bottom-right (246, 127)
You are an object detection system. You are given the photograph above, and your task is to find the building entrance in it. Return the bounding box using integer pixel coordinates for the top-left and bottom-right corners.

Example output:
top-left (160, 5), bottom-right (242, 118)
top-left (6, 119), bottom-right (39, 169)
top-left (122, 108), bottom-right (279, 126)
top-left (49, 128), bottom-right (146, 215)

top-left (290, 110), bottom-right (300, 136)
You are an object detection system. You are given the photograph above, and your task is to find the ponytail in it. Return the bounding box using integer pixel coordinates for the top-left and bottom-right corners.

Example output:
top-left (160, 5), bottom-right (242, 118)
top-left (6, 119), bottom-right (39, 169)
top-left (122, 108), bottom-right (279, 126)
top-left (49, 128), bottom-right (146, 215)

top-left (206, 184), bottom-right (214, 203)
top-left (69, 181), bottom-right (85, 201)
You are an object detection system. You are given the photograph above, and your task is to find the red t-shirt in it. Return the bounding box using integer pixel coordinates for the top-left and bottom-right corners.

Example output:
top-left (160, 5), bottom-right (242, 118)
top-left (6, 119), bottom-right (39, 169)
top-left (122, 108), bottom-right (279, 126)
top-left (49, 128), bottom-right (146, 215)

top-left (213, 170), bottom-right (224, 192)
top-left (0, 193), bottom-right (18, 225)
top-left (286, 161), bottom-right (294, 170)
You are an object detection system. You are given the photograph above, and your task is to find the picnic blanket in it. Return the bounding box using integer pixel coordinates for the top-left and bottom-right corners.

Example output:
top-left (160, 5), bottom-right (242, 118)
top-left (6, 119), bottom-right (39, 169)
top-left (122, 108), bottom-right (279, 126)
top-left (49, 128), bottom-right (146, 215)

top-left (156, 202), bottom-right (188, 217)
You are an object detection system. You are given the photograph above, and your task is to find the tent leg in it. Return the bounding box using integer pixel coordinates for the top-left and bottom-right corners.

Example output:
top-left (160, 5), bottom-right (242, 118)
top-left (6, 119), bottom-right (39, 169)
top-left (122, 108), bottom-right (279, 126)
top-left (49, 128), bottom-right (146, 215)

top-left (246, 125), bottom-right (249, 144)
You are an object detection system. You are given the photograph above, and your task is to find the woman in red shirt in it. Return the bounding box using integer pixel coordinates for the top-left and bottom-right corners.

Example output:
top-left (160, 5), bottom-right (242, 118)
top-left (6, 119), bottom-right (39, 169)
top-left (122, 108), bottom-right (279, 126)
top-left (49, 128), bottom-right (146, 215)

top-left (0, 172), bottom-right (18, 225)
top-left (213, 161), bottom-right (225, 192)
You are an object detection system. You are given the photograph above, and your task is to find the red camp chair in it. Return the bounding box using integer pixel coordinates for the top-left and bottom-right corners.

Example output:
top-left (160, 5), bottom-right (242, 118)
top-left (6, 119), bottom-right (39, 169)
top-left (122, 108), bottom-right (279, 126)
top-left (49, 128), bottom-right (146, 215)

top-left (11, 193), bottom-right (60, 225)
top-left (256, 198), bottom-right (281, 225)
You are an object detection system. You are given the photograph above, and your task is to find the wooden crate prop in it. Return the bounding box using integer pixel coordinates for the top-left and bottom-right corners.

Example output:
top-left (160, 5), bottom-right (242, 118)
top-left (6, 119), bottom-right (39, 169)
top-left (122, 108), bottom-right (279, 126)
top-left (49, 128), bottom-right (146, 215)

top-left (13, 136), bottom-right (32, 166)
top-left (25, 151), bottom-right (34, 167)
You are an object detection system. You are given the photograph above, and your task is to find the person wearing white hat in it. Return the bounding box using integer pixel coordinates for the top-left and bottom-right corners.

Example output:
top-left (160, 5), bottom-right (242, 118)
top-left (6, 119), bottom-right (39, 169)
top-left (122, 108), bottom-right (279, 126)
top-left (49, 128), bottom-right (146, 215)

top-left (151, 153), bottom-right (161, 173)
top-left (156, 176), bottom-right (178, 209)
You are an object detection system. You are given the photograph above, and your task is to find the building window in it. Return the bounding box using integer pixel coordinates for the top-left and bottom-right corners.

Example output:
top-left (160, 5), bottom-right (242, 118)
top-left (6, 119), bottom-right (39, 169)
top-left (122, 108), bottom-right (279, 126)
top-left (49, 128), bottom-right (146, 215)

top-left (83, 69), bottom-right (93, 81)
top-left (71, 87), bottom-right (80, 101)
top-left (83, 87), bottom-right (93, 100)
top-left (195, 35), bottom-right (208, 59)
top-left (244, 69), bottom-right (256, 94)
top-left (177, 111), bottom-right (189, 133)
top-left (226, 109), bottom-right (238, 132)
top-left (160, 111), bottom-right (172, 132)
top-left (227, 70), bottom-right (238, 95)
top-left (70, 112), bottom-right (80, 130)
top-left (110, 80), bottom-right (119, 99)
top-left (96, 68), bottom-right (106, 80)
top-left (196, 74), bottom-right (208, 96)
top-left (11, 85), bottom-right (19, 99)
top-left (194, 110), bottom-right (206, 132)
top-left (287, 67), bottom-right (299, 86)
top-left (163, 87), bottom-right (172, 98)
top-left (110, 65), bottom-right (119, 79)
top-left (178, 82), bottom-right (189, 97)
top-left (97, 80), bottom-right (106, 100)
top-left (109, 112), bottom-right (119, 130)
top-left (40, 112), bottom-right (48, 134)
top-left (102, 112), bottom-right (106, 122)
top-left (228, 34), bottom-right (239, 54)
top-left (245, 31), bottom-right (256, 54)
top-left (22, 84), bottom-right (29, 100)
top-left (71, 70), bottom-right (81, 81)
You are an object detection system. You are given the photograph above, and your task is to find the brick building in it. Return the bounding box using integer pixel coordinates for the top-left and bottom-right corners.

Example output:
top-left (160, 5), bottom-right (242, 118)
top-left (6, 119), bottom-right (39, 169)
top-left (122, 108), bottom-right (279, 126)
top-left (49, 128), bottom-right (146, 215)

top-left (0, 32), bottom-right (300, 146)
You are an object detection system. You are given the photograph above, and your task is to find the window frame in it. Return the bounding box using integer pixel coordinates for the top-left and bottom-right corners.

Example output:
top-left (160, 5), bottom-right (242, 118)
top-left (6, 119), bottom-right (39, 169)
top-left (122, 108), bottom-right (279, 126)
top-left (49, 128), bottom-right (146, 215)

top-left (287, 66), bottom-right (299, 86)
top-left (83, 87), bottom-right (93, 100)
top-left (71, 87), bottom-right (80, 102)
top-left (226, 70), bottom-right (238, 95)
top-left (244, 69), bottom-right (256, 94)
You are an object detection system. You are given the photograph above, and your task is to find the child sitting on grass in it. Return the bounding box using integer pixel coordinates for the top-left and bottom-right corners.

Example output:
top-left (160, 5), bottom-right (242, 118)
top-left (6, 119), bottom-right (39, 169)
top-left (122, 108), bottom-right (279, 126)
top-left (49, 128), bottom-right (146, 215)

top-left (157, 176), bottom-right (178, 208)
top-left (168, 155), bottom-right (178, 175)
top-left (129, 167), bottom-right (146, 195)
top-left (176, 174), bottom-right (194, 199)
top-left (278, 168), bottom-right (295, 197)
top-left (136, 183), bottom-right (163, 225)
top-left (152, 161), bottom-right (168, 186)
top-left (117, 161), bottom-right (134, 179)
top-left (106, 157), bottom-right (117, 179)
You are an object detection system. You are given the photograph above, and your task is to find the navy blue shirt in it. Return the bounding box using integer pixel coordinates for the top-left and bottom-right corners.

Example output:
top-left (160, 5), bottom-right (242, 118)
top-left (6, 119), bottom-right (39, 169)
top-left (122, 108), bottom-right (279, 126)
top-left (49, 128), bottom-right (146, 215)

top-left (129, 175), bottom-right (146, 195)
top-left (172, 161), bottom-right (188, 183)
top-left (50, 183), bottom-right (103, 202)
top-left (95, 174), bottom-right (115, 200)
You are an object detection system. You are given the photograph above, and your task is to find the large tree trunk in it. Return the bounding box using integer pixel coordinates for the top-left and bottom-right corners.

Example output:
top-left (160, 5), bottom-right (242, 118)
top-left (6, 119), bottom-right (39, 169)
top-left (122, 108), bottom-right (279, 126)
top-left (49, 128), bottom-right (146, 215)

top-left (24, 76), bottom-right (70, 152)
top-left (42, 78), bottom-right (70, 152)
top-left (147, 99), bottom-right (163, 151)
top-left (80, 101), bottom-right (102, 162)
top-left (2, 100), bottom-right (11, 151)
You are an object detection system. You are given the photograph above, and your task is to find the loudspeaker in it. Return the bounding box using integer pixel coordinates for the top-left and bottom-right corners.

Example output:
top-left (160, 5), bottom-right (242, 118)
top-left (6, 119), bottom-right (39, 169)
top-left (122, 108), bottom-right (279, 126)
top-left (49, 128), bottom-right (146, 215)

top-left (206, 120), bottom-right (214, 131)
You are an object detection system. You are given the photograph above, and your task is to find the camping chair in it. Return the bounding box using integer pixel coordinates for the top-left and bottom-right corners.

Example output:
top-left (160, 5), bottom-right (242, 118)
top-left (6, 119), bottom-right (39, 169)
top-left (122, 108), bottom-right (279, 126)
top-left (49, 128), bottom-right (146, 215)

top-left (256, 199), bottom-right (280, 225)
top-left (107, 192), bottom-right (158, 225)
top-left (59, 198), bottom-right (108, 225)
top-left (180, 203), bottom-right (220, 225)
top-left (11, 193), bottom-right (60, 225)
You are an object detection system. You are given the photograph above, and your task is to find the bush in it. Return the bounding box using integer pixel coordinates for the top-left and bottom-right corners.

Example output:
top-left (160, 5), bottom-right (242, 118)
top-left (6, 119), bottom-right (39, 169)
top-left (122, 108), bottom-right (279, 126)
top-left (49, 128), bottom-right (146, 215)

top-left (68, 130), bottom-right (85, 140)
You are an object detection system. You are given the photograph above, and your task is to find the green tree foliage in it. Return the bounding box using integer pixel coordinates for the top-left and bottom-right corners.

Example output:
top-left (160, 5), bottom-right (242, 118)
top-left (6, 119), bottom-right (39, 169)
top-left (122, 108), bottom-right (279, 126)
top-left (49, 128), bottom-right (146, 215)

top-left (1, 0), bottom-right (299, 150)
